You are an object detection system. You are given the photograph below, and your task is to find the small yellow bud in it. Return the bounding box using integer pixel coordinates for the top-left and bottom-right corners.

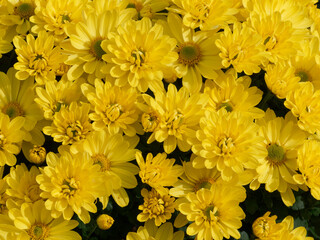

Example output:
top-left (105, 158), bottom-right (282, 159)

top-left (96, 214), bottom-right (114, 230)
top-left (29, 145), bottom-right (46, 164)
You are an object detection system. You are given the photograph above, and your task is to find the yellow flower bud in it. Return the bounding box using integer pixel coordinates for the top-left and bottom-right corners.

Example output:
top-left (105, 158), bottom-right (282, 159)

top-left (96, 214), bottom-right (114, 230)
top-left (29, 145), bottom-right (46, 164)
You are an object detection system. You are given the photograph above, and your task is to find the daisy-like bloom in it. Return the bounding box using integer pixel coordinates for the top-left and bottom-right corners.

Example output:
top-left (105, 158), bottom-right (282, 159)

top-left (252, 212), bottom-right (285, 240)
top-left (5, 163), bottom-right (41, 209)
top-left (0, 68), bottom-right (43, 132)
top-left (137, 188), bottom-right (176, 226)
top-left (13, 31), bottom-right (66, 85)
top-left (136, 152), bottom-right (184, 195)
top-left (248, 12), bottom-right (309, 63)
top-left (293, 140), bottom-right (320, 200)
top-left (166, 13), bottom-right (222, 93)
top-left (81, 79), bottom-right (143, 136)
top-left (43, 102), bottom-right (92, 145)
top-left (179, 183), bottom-right (246, 240)
top-left (204, 69), bottom-right (264, 119)
top-left (96, 214), bottom-right (114, 230)
top-left (127, 220), bottom-right (184, 240)
top-left (35, 78), bottom-right (85, 120)
top-left (70, 129), bottom-right (139, 208)
top-left (191, 109), bottom-right (267, 182)
top-left (284, 82), bottom-right (320, 134)
top-left (0, 0), bottom-right (36, 38)
top-left (62, 10), bottom-right (134, 82)
top-left (102, 17), bottom-right (178, 93)
top-left (141, 84), bottom-right (205, 154)
top-left (215, 21), bottom-right (269, 75)
top-left (128, 0), bottom-right (170, 20)
top-left (36, 151), bottom-right (106, 223)
top-left (250, 109), bottom-right (307, 206)
top-left (3, 200), bottom-right (81, 240)
top-left (264, 62), bottom-right (300, 99)
top-left (0, 113), bottom-right (25, 167)
top-left (168, 0), bottom-right (237, 31)
top-left (30, 0), bottom-right (88, 43)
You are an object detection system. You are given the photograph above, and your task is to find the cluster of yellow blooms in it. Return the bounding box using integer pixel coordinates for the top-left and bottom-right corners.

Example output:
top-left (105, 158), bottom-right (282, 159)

top-left (0, 0), bottom-right (319, 239)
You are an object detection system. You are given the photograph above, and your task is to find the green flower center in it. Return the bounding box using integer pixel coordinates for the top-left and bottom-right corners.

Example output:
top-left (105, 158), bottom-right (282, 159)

top-left (28, 224), bottom-right (49, 240)
top-left (178, 43), bottom-right (201, 66)
top-left (296, 71), bottom-right (309, 82)
top-left (15, 3), bottom-right (34, 20)
top-left (2, 102), bottom-right (24, 119)
top-left (92, 154), bottom-right (111, 172)
top-left (204, 205), bottom-right (219, 221)
top-left (61, 14), bottom-right (70, 23)
top-left (267, 144), bottom-right (285, 163)
top-left (91, 39), bottom-right (106, 59)
top-left (218, 102), bottom-right (233, 112)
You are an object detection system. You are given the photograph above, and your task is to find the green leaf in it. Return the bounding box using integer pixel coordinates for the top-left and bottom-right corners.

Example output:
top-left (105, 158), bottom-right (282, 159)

top-left (291, 196), bottom-right (305, 210)
top-left (240, 231), bottom-right (250, 240)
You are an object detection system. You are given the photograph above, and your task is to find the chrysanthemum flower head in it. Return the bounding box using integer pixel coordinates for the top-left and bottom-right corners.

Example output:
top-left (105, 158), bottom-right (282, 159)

top-left (136, 152), bottom-right (183, 195)
top-left (102, 17), bottom-right (178, 92)
top-left (13, 31), bottom-right (66, 84)
top-left (36, 151), bottom-right (106, 223)
top-left (179, 183), bottom-right (246, 240)
top-left (127, 220), bottom-right (184, 240)
top-left (96, 214), bottom-right (114, 230)
top-left (252, 212), bottom-right (285, 239)
top-left (81, 79), bottom-right (143, 136)
top-left (4, 200), bottom-right (81, 240)
top-left (43, 102), bottom-right (92, 145)
top-left (215, 21), bottom-right (269, 75)
top-left (294, 139), bottom-right (320, 200)
top-left (137, 188), bottom-right (176, 226)
top-left (279, 215), bottom-right (314, 240)
top-left (192, 109), bottom-right (267, 183)
top-left (141, 83), bottom-right (205, 154)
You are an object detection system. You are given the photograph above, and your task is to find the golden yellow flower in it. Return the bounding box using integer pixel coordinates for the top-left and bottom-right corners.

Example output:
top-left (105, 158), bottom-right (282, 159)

top-left (13, 31), bottom-right (66, 84)
top-left (168, 0), bottom-right (237, 31)
top-left (43, 102), bottom-right (92, 145)
top-left (81, 79), bottom-right (143, 136)
top-left (36, 151), bottom-right (106, 223)
top-left (102, 17), bottom-right (178, 92)
top-left (70, 129), bottom-right (139, 208)
top-left (279, 216), bottom-right (314, 240)
top-left (294, 139), bottom-right (320, 200)
top-left (27, 145), bottom-right (46, 164)
top-left (137, 188), bottom-right (176, 226)
top-left (96, 214), bottom-right (114, 230)
top-left (5, 163), bottom-right (41, 209)
top-left (192, 109), bottom-right (266, 183)
top-left (127, 220), bottom-right (184, 240)
top-left (179, 184), bottom-right (246, 240)
top-left (136, 152), bottom-right (183, 195)
top-left (128, 0), bottom-right (170, 20)
top-left (252, 212), bottom-right (285, 240)
top-left (141, 84), bottom-right (205, 153)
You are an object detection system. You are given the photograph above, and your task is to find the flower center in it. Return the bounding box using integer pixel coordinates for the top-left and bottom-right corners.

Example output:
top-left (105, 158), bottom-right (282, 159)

top-left (105, 103), bottom-right (122, 122)
top-left (203, 205), bottom-right (219, 222)
top-left (177, 43), bottom-right (201, 66)
top-left (267, 143), bottom-right (285, 164)
top-left (27, 184), bottom-right (41, 202)
top-left (61, 14), bottom-right (70, 23)
top-left (66, 120), bottom-right (88, 142)
top-left (146, 196), bottom-right (165, 215)
top-left (194, 178), bottom-right (215, 192)
top-left (296, 71), bottom-right (309, 82)
top-left (165, 110), bottom-right (184, 134)
top-left (28, 223), bottom-right (49, 240)
top-left (56, 63), bottom-right (71, 76)
top-left (29, 145), bottom-right (46, 164)
top-left (0, 130), bottom-right (6, 149)
top-left (30, 53), bottom-right (49, 72)
top-left (61, 178), bottom-right (79, 198)
top-left (253, 219), bottom-right (270, 238)
top-left (127, 1), bottom-right (143, 12)
top-left (140, 165), bottom-right (162, 184)
top-left (218, 136), bottom-right (235, 155)
top-left (131, 49), bottom-right (145, 67)
top-left (141, 112), bottom-right (159, 132)
top-left (92, 154), bottom-right (111, 172)
top-left (2, 102), bottom-right (24, 119)
top-left (14, 3), bottom-right (34, 20)
top-left (263, 35), bottom-right (277, 50)
top-left (91, 39), bottom-right (106, 60)
top-left (217, 101), bottom-right (233, 112)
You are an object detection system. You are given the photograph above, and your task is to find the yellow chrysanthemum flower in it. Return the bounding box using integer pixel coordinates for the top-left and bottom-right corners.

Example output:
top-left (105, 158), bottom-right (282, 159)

top-left (102, 17), bottom-right (178, 92)
top-left (215, 21), bottom-right (269, 75)
top-left (30, 0), bottom-right (87, 43)
top-left (136, 152), bottom-right (183, 195)
top-left (250, 109), bottom-right (307, 206)
top-left (191, 109), bottom-right (267, 183)
top-left (179, 184), bottom-right (246, 240)
top-left (284, 82), bottom-right (320, 134)
top-left (141, 84), bottom-right (205, 154)
top-left (293, 140), bottom-right (320, 200)
top-left (5, 163), bottom-right (41, 209)
top-left (81, 79), bottom-right (143, 136)
top-left (126, 220), bottom-right (184, 240)
top-left (279, 216), bottom-right (314, 240)
top-left (36, 151), bottom-right (106, 223)
top-left (4, 200), bottom-right (81, 240)
top-left (137, 188), bottom-right (176, 226)
top-left (26, 145), bottom-right (46, 164)
top-left (166, 13), bottom-right (222, 93)
top-left (168, 0), bottom-right (237, 31)
top-left (70, 129), bottom-right (139, 208)
top-left (43, 102), bottom-right (92, 145)
top-left (128, 0), bottom-right (170, 20)
top-left (35, 78), bottom-right (85, 120)
top-left (0, 113), bottom-right (25, 167)
top-left (96, 214), bottom-right (114, 230)
top-left (204, 69), bottom-right (264, 118)
top-left (252, 212), bottom-right (285, 240)
top-left (264, 62), bottom-right (300, 99)
top-left (13, 31), bottom-right (66, 84)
